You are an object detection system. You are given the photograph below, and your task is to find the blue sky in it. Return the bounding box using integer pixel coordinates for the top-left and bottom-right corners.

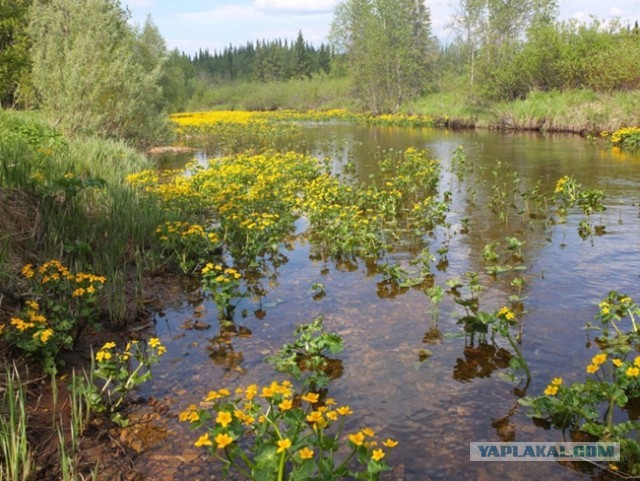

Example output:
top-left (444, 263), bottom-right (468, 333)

top-left (122, 0), bottom-right (640, 55)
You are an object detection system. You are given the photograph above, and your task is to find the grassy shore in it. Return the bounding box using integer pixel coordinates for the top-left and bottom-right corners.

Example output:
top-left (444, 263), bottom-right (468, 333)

top-left (0, 109), bottom-right (172, 326)
top-left (186, 76), bottom-right (640, 134)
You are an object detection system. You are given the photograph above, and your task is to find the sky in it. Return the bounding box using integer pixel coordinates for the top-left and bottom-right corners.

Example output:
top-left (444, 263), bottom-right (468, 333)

top-left (122, 0), bottom-right (640, 55)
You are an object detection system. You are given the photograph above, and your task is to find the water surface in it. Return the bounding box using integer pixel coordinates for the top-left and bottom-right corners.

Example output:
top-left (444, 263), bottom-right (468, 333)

top-left (139, 125), bottom-right (640, 480)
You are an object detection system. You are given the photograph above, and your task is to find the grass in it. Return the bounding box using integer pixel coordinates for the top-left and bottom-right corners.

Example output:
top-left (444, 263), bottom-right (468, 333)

top-left (408, 86), bottom-right (640, 133)
top-left (0, 108), bottom-right (174, 326)
top-left (187, 75), bottom-right (355, 112)
top-left (0, 363), bottom-right (33, 481)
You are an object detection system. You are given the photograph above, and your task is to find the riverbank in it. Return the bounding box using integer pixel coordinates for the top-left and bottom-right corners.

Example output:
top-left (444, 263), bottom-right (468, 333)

top-left (185, 77), bottom-right (640, 135)
top-left (408, 88), bottom-right (640, 134)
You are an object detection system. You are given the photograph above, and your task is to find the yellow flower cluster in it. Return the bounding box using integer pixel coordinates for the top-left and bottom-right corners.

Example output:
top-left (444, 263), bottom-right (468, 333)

top-left (543, 377), bottom-right (563, 396)
top-left (183, 380), bottom-right (397, 467)
top-left (497, 306), bottom-right (516, 322)
top-left (586, 353), bottom-right (608, 374)
top-left (95, 338), bottom-right (166, 364)
top-left (201, 263), bottom-right (241, 283)
top-left (21, 260), bottom-right (106, 296)
top-left (610, 126), bottom-right (640, 145)
top-left (155, 221), bottom-right (218, 245)
top-left (554, 175), bottom-right (570, 194)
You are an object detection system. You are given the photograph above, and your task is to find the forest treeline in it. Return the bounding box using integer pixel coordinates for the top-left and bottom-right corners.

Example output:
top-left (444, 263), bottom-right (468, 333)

top-left (1, 0), bottom-right (640, 146)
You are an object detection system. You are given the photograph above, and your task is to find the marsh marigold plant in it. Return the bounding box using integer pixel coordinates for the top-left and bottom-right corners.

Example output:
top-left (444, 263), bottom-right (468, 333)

top-left (2, 261), bottom-right (105, 372)
top-left (181, 380), bottom-right (397, 481)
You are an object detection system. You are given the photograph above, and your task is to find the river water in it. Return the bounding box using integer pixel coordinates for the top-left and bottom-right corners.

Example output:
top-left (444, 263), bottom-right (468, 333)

top-left (139, 125), bottom-right (640, 480)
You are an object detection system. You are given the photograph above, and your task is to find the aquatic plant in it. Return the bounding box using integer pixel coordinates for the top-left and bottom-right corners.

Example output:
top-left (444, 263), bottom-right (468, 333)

top-left (181, 381), bottom-right (397, 481)
top-left (155, 221), bottom-right (219, 273)
top-left (521, 292), bottom-right (640, 474)
top-left (267, 316), bottom-right (343, 391)
top-left (610, 127), bottom-right (640, 150)
top-left (201, 263), bottom-right (245, 321)
top-left (88, 338), bottom-right (167, 426)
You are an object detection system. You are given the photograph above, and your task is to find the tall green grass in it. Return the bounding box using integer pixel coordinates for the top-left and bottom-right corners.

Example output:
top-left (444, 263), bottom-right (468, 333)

top-left (0, 109), bottom-right (173, 326)
top-left (0, 364), bottom-right (33, 481)
top-left (407, 86), bottom-right (640, 133)
top-left (187, 75), bottom-right (355, 112)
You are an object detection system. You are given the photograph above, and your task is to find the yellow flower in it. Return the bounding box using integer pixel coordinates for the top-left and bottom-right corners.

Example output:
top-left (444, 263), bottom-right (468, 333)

top-left (301, 392), bottom-right (319, 403)
top-left (613, 359), bottom-right (624, 367)
top-left (205, 390), bottom-right (220, 402)
top-left (149, 338), bottom-right (162, 348)
top-left (324, 398), bottom-right (336, 406)
top-left (550, 377), bottom-right (563, 386)
top-left (101, 342), bottom-right (117, 350)
top-left (218, 388), bottom-right (231, 397)
top-left (306, 411), bottom-right (324, 424)
top-left (544, 385), bottom-right (559, 396)
top-left (72, 288), bottom-right (86, 297)
top-left (277, 438), bottom-right (292, 453)
top-left (372, 449), bottom-right (385, 462)
top-left (34, 328), bottom-right (54, 344)
top-left (279, 399), bottom-right (293, 411)
top-left (326, 411), bottom-right (338, 421)
top-left (362, 427), bottom-right (375, 437)
top-left (21, 264), bottom-right (35, 278)
top-left (214, 433), bottom-right (234, 449)
top-left (348, 432), bottom-right (365, 446)
top-left (195, 433), bottom-right (213, 447)
top-left (299, 447), bottom-right (314, 460)
top-left (95, 350), bottom-right (112, 362)
top-left (634, 356), bottom-right (640, 368)
top-left (261, 386), bottom-right (275, 398)
top-left (626, 367), bottom-right (640, 377)
top-left (497, 306), bottom-right (515, 321)
top-left (592, 353), bottom-right (608, 365)
top-left (383, 438), bottom-right (399, 448)
top-left (337, 406), bottom-right (353, 416)
top-left (216, 411), bottom-right (233, 428)
top-left (586, 364), bottom-right (599, 374)
top-left (25, 300), bottom-right (39, 310)
top-left (179, 405), bottom-right (200, 423)
top-left (244, 384), bottom-right (258, 401)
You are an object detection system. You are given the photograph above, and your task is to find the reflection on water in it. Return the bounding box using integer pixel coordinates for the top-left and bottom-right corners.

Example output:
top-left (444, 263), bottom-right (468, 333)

top-left (138, 126), bottom-right (640, 480)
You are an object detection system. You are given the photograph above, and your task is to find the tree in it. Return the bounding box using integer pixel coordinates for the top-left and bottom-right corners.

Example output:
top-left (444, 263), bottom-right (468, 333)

top-left (293, 30), bottom-right (312, 79)
top-left (450, 0), bottom-right (558, 89)
top-left (0, 0), bottom-right (32, 107)
top-left (330, 0), bottom-right (437, 113)
top-left (28, 0), bottom-right (169, 147)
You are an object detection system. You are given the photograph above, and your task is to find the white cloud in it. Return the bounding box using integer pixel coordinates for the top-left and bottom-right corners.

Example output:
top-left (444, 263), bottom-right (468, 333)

top-left (253, 0), bottom-right (339, 14)
top-left (609, 7), bottom-right (625, 16)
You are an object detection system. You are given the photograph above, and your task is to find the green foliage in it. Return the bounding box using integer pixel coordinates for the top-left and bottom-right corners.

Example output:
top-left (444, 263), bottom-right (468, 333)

top-left (331, 0), bottom-right (437, 113)
top-left (0, 110), bottom-right (173, 326)
top-left (2, 261), bottom-right (105, 373)
top-left (188, 76), bottom-right (354, 112)
top-left (0, 0), bottom-right (32, 107)
top-left (28, 0), bottom-right (170, 147)
top-left (0, 363), bottom-right (33, 481)
top-left (200, 263), bottom-right (245, 321)
top-left (181, 381), bottom-right (396, 481)
top-left (89, 339), bottom-right (167, 426)
top-left (611, 127), bottom-right (640, 150)
top-left (520, 292), bottom-right (640, 473)
top-left (266, 317), bottom-right (344, 391)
